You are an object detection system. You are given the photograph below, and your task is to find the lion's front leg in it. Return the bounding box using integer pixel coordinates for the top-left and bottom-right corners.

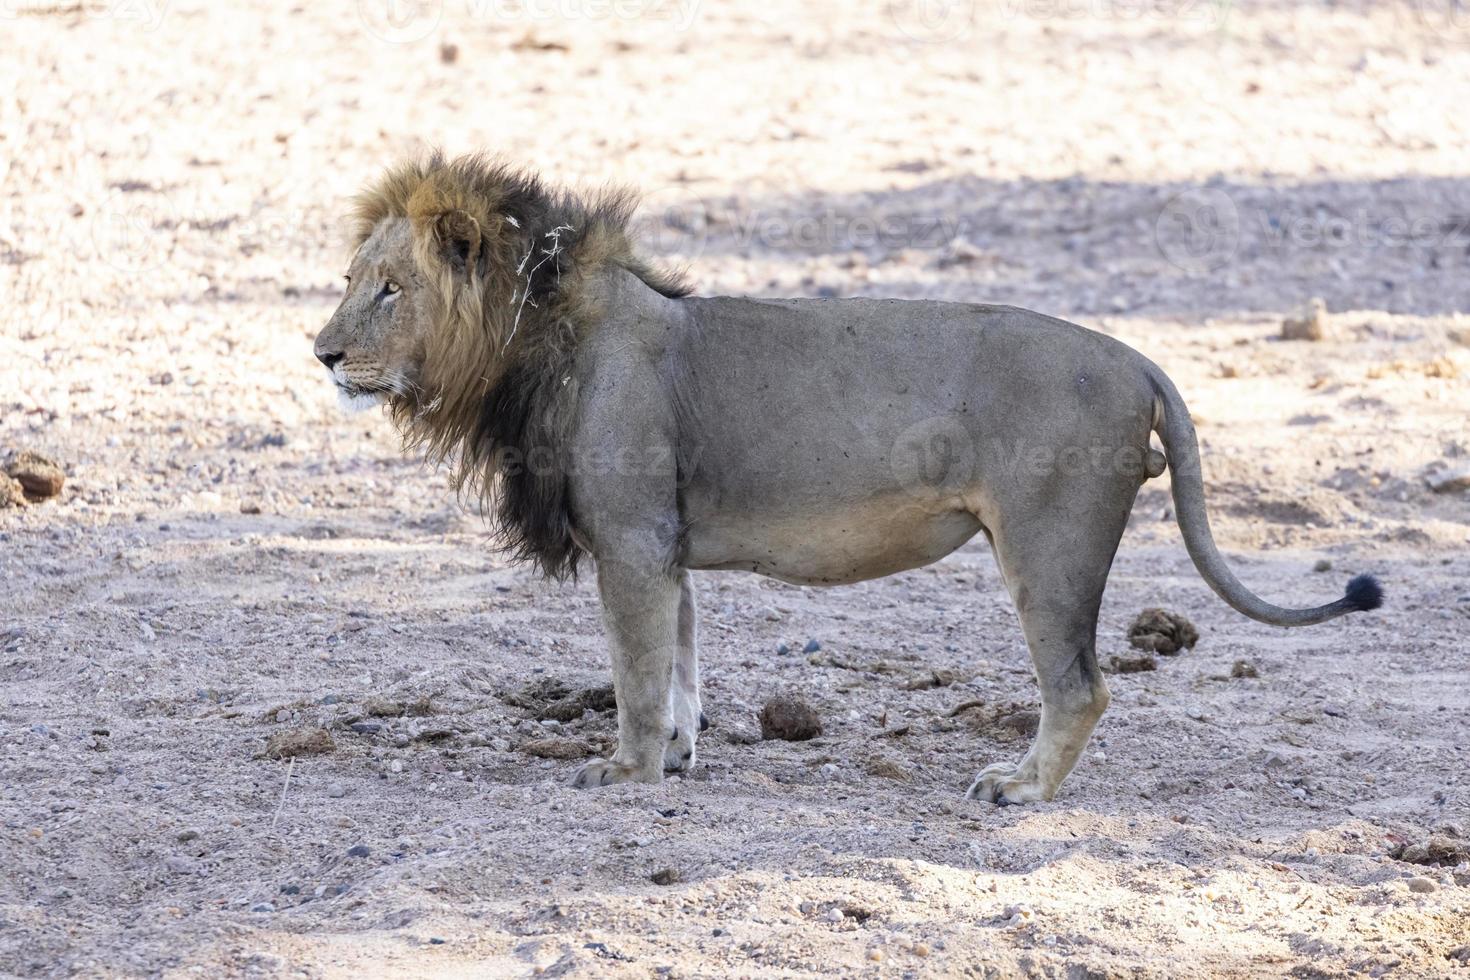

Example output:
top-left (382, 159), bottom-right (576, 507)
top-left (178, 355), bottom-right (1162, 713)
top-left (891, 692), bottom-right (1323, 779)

top-left (664, 571), bottom-right (701, 774)
top-left (572, 553), bottom-right (681, 789)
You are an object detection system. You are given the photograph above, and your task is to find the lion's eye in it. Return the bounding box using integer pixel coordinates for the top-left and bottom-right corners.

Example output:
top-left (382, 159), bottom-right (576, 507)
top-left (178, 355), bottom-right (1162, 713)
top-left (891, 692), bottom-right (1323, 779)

top-left (384, 280), bottom-right (400, 296)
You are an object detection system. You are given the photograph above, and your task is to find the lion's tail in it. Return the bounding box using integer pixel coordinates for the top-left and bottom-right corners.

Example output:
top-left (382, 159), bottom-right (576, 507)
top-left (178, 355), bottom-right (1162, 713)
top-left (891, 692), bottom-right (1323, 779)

top-left (1147, 365), bottom-right (1383, 627)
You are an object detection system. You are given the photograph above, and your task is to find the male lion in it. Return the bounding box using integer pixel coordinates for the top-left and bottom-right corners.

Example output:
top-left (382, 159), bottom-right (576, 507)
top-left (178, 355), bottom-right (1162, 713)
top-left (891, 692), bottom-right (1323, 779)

top-left (314, 154), bottom-right (1382, 804)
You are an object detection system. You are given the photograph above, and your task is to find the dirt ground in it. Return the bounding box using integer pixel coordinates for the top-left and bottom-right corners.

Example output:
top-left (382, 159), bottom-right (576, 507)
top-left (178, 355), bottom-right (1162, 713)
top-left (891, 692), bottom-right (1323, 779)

top-left (3, 0), bottom-right (1469, 976)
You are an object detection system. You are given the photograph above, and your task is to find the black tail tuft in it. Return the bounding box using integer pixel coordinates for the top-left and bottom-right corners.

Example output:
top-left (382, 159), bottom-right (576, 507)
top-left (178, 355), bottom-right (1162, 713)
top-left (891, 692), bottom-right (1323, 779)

top-left (1344, 574), bottom-right (1384, 612)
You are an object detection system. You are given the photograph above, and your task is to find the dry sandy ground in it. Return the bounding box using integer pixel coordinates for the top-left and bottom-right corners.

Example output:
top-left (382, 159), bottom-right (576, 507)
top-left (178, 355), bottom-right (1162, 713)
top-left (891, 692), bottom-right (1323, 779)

top-left (3, 0), bottom-right (1470, 976)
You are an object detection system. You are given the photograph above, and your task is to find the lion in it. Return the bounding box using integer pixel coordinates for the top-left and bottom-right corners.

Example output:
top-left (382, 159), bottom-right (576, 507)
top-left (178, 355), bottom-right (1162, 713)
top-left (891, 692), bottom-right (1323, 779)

top-left (313, 153), bottom-right (1382, 804)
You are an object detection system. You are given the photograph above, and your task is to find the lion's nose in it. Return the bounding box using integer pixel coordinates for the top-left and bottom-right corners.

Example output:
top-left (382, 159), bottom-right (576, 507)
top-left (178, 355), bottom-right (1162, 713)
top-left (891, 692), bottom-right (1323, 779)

top-left (316, 348), bottom-right (344, 370)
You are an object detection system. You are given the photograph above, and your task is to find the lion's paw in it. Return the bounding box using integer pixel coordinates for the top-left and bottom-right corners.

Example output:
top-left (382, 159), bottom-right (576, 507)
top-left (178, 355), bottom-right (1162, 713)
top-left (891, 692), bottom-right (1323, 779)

top-left (663, 702), bottom-right (704, 774)
top-left (664, 724), bottom-right (697, 773)
top-left (965, 762), bottom-right (1049, 806)
top-left (571, 758), bottom-right (661, 789)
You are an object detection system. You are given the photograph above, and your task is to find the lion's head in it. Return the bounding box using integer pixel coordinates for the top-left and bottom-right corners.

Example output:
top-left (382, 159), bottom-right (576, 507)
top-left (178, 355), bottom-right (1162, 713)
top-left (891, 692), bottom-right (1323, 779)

top-left (313, 153), bottom-right (690, 577)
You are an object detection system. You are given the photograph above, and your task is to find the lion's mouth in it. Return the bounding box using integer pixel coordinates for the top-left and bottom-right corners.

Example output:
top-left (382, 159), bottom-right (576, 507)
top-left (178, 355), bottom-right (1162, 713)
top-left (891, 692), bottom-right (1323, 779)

top-left (335, 382), bottom-right (386, 414)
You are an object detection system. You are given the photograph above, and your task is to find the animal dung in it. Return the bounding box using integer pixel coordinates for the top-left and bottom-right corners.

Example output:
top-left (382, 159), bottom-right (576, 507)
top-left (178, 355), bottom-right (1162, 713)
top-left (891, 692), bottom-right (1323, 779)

top-left (758, 695), bottom-right (823, 741)
top-left (263, 728), bottom-right (336, 760)
top-left (3, 450), bottom-right (65, 501)
top-left (1127, 608), bottom-right (1200, 656)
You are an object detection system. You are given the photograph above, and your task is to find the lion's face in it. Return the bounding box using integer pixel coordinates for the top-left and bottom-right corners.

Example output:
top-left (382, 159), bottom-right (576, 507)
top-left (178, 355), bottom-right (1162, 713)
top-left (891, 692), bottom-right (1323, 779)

top-left (314, 217), bottom-right (435, 412)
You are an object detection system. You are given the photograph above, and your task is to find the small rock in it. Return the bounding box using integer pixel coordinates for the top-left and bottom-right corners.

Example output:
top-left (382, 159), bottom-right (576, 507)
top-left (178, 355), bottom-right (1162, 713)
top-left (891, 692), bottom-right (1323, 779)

top-left (439, 42), bottom-right (459, 64)
top-left (327, 783), bottom-right (348, 799)
top-left (1429, 467), bottom-right (1470, 494)
top-left (824, 906), bottom-right (844, 923)
top-left (1313, 559), bottom-right (1332, 572)
top-left (1406, 876), bottom-right (1437, 894)
top-left (263, 728), bottom-right (335, 760)
top-left (176, 828), bottom-right (201, 842)
top-left (649, 867), bottom-right (680, 886)
top-left (1390, 835), bottom-right (1470, 867)
top-left (164, 855), bottom-right (201, 875)
top-left (364, 696), bottom-right (405, 717)
top-left (1281, 297), bottom-right (1329, 341)
top-left (761, 607), bottom-right (782, 622)
top-left (1127, 608), bottom-right (1199, 655)
top-left (349, 721), bottom-right (384, 736)
top-left (251, 902), bottom-right (275, 913)
top-left (1230, 659), bottom-right (1260, 679)
top-left (802, 639), bottom-right (821, 653)
top-left (347, 844), bottom-right (371, 858)
top-left (520, 736), bottom-right (592, 760)
top-left (758, 695), bottom-right (822, 741)
top-left (775, 642), bottom-right (791, 655)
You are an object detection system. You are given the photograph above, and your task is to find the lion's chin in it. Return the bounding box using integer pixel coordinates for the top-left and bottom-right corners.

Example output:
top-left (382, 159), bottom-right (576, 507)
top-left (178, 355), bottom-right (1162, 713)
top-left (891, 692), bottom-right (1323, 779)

top-left (336, 386), bottom-right (384, 414)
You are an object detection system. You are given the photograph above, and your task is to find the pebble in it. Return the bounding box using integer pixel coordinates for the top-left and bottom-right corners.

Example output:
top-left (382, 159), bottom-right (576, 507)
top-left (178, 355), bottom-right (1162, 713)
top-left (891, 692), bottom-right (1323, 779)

top-left (164, 855), bottom-right (200, 875)
top-left (251, 903), bottom-right (275, 913)
top-left (1313, 559), bottom-right (1333, 572)
top-left (803, 639), bottom-right (821, 653)
top-left (347, 844), bottom-right (371, 858)
top-left (1429, 467), bottom-right (1470, 494)
top-left (775, 642), bottom-right (790, 655)
top-left (824, 907), bottom-right (844, 923)
top-left (1407, 876), bottom-right (1437, 894)
top-left (649, 868), bottom-right (680, 886)
top-left (327, 783), bottom-right (348, 798)
top-left (761, 607), bottom-right (782, 622)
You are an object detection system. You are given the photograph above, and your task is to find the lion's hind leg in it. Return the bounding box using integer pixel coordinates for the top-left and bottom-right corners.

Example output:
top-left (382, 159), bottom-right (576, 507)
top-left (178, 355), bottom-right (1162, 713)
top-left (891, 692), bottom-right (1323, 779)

top-left (966, 493), bottom-right (1132, 805)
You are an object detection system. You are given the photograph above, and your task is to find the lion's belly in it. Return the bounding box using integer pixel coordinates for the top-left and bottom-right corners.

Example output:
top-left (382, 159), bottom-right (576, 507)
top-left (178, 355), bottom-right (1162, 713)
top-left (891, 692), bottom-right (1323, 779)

top-left (681, 500), bottom-right (983, 586)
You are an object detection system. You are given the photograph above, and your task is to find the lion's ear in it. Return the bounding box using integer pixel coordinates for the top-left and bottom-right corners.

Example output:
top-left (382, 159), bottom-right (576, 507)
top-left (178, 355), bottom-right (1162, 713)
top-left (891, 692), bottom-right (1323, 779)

top-left (433, 209), bottom-right (482, 277)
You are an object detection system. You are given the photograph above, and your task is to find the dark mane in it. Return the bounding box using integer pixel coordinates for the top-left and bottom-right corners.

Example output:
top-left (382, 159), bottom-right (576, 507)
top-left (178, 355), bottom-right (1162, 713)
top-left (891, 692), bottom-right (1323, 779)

top-left (351, 152), bottom-right (692, 579)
